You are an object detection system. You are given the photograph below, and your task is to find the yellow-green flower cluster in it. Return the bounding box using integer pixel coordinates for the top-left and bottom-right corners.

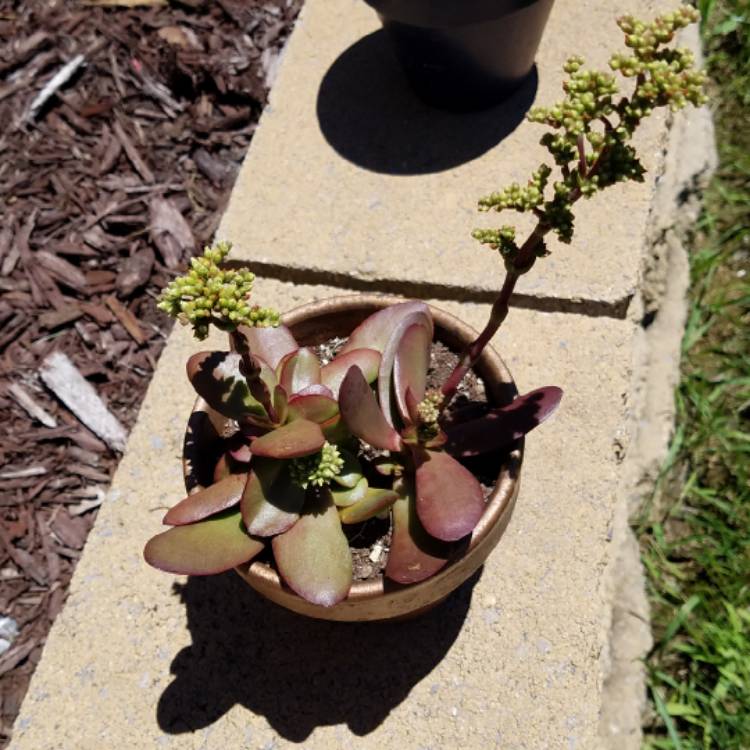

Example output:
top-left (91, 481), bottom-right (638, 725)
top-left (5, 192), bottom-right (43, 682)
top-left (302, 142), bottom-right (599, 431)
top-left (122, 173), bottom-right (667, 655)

top-left (474, 6), bottom-right (707, 256)
top-left (289, 442), bottom-right (344, 489)
top-left (415, 390), bottom-right (443, 441)
top-left (478, 165), bottom-right (551, 213)
top-left (157, 241), bottom-right (279, 340)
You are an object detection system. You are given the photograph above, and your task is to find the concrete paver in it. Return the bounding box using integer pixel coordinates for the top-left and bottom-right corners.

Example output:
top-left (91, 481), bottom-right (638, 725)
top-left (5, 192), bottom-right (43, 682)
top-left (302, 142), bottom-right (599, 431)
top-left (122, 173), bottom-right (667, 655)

top-left (219, 0), bottom-right (670, 312)
top-left (11, 280), bottom-right (633, 749)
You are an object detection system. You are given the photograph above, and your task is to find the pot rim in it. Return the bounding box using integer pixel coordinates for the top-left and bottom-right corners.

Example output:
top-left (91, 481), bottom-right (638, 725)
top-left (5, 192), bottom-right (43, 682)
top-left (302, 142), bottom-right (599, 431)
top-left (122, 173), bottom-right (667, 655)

top-left (364, 0), bottom-right (546, 28)
top-left (185, 294), bottom-right (523, 617)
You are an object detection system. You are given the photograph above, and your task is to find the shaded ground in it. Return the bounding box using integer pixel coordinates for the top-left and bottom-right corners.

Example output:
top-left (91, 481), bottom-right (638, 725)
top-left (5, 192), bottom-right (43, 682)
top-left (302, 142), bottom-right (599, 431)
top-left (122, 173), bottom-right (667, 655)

top-left (0, 0), bottom-right (301, 743)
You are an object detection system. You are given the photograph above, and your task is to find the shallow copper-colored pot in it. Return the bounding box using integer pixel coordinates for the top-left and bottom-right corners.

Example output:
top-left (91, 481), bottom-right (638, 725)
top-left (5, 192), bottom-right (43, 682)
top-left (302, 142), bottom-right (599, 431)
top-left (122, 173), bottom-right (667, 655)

top-left (183, 295), bottom-right (523, 622)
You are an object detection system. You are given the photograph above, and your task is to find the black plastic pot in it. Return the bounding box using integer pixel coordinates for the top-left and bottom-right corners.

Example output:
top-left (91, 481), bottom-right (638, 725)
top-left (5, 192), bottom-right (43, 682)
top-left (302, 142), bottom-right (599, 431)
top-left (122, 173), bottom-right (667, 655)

top-left (364, 0), bottom-right (555, 111)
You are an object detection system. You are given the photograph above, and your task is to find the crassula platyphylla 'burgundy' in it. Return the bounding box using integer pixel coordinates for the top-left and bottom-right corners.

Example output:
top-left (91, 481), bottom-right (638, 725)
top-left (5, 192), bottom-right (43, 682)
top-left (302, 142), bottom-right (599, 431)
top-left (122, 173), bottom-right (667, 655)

top-left (145, 7), bottom-right (707, 607)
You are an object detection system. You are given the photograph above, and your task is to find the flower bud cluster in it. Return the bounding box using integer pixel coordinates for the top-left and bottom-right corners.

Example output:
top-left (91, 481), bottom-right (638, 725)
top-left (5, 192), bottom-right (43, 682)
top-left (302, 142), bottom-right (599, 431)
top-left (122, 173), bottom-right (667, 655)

top-left (416, 390), bottom-right (443, 442)
top-left (474, 7), bottom-right (706, 254)
top-left (290, 442), bottom-right (345, 489)
top-left (157, 241), bottom-right (280, 340)
top-left (478, 165), bottom-right (551, 213)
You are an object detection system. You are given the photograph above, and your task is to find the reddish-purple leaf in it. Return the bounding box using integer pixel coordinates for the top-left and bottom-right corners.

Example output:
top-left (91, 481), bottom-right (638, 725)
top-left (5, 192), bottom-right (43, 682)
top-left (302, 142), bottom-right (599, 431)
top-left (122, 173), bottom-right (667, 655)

top-left (394, 324), bottom-right (431, 423)
top-left (237, 324), bottom-right (298, 369)
top-left (445, 386), bottom-right (563, 457)
top-left (229, 442), bottom-right (253, 463)
top-left (339, 487), bottom-right (398, 524)
top-left (321, 348), bottom-right (380, 397)
top-left (377, 311), bottom-right (433, 425)
top-left (339, 366), bottom-right (402, 452)
top-left (287, 393), bottom-right (339, 424)
top-left (241, 459), bottom-right (305, 536)
top-left (250, 419), bottom-right (325, 459)
top-left (144, 510), bottom-right (263, 575)
top-left (163, 473), bottom-right (247, 526)
top-left (415, 448), bottom-right (485, 542)
top-left (404, 386), bottom-right (420, 425)
top-left (272, 489), bottom-right (352, 607)
top-left (385, 482), bottom-right (450, 585)
top-left (340, 301), bottom-right (431, 355)
top-left (278, 348), bottom-right (321, 396)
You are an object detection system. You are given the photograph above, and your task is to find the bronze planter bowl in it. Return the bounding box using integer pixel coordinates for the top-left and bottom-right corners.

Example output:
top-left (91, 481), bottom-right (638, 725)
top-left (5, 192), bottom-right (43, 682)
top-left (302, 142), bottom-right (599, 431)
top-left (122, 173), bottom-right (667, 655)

top-left (183, 295), bottom-right (523, 622)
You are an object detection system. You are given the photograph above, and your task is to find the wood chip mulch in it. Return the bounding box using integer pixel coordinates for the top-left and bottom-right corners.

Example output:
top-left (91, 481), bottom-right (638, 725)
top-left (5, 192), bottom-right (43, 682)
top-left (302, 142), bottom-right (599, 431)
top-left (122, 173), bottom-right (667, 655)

top-left (0, 0), bottom-right (301, 743)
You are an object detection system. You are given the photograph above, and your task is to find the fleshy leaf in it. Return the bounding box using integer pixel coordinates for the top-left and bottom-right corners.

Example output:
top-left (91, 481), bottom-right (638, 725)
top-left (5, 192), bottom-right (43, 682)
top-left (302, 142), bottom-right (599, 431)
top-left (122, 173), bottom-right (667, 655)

top-left (236, 324), bottom-right (298, 369)
top-left (415, 448), bottom-right (485, 542)
top-left (272, 489), bottom-right (352, 607)
top-left (278, 348), bottom-right (321, 396)
top-left (241, 459), bottom-right (305, 536)
top-left (321, 348), bottom-right (380, 397)
top-left (287, 393), bottom-right (339, 424)
top-left (213, 451), bottom-right (250, 483)
top-left (164, 473), bottom-right (247, 526)
top-left (250, 419), bottom-right (325, 459)
top-left (445, 386), bottom-right (563, 457)
top-left (273, 385), bottom-right (289, 425)
top-left (339, 366), bottom-right (402, 452)
top-left (386, 481), bottom-right (451, 585)
top-left (331, 476), bottom-right (368, 507)
top-left (340, 301), bottom-right (431, 355)
top-left (144, 509), bottom-right (263, 575)
top-left (394, 324), bottom-right (431, 423)
top-left (295, 383), bottom-right (334, 398)
top-left (339, 487), bottom-right (398, 524)
top-left (332, 449), bottom-right (363, 488)
top-left (186, 351), bottom-right (269, 421)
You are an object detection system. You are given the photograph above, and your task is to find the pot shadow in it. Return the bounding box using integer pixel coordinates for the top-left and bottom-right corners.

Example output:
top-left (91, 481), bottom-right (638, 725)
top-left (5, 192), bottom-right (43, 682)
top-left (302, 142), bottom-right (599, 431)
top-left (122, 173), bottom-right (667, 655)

top-left (157, 567), bottom-right (481, 741)
top-left (316, 29), bottom-right (538, 175)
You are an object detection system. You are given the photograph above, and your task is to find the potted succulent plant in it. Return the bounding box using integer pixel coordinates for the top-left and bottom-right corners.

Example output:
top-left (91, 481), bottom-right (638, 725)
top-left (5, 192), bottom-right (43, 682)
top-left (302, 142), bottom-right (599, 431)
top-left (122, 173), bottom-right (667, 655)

top-left (363, 0), bottom-right (556, 111)
top-left (144, 7), bottom-right (707, 621)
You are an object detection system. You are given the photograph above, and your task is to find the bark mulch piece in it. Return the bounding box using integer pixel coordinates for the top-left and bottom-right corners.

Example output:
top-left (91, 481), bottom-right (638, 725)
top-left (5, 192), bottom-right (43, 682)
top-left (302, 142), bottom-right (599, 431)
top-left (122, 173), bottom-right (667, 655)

top-left (0, 0), bottom-right (302, 743)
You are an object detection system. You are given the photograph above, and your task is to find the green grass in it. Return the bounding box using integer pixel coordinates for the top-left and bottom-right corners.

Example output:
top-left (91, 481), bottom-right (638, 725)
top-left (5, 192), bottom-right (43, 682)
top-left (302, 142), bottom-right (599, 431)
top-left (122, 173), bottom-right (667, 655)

top-left (638, 2), bottom-right (750, 748)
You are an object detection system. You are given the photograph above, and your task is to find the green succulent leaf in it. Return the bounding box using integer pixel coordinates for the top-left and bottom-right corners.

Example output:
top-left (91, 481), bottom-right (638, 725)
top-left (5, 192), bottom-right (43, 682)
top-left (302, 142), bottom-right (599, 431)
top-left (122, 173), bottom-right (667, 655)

top-left (287, 393), bottom-right (340, 424)
top-left (339, 487), bottom-right (398, 524)
top-left (320, 348), bottom-right (380, 397)
top-left (144, 509), bottom-right (264, 575)
top-left (163, 472), bottom-right (247, 526)
top-left (331, 476), bottom-right (368, 507)
top-left (241, 459), bottom-right (305, 536)
top-left (236, 323), bottom-right (298, 370)
top-left (250, 419), bottom-right (326, 459)
top-left (339, 366), bottom-right (402, 452)
top-left (385, 480), bottom-right (451, 585)
top-left (186, 350), bottom-right (275, 421)
top-left (272, 489), bottom-right (353, 607)
top-left (414, 448), bottom-right (485, 542)
top-left (332, 449), bottom-right (364, 488)
top-left (278, 347), bottom-right (322, 395)
top-left (394, 323), bottom-right (431, 424)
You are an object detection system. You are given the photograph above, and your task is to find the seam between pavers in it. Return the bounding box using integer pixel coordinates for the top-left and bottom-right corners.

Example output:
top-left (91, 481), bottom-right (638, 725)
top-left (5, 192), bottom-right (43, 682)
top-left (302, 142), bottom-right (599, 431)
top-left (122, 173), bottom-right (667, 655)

top-left (238, 259), bottom-right (634, 319)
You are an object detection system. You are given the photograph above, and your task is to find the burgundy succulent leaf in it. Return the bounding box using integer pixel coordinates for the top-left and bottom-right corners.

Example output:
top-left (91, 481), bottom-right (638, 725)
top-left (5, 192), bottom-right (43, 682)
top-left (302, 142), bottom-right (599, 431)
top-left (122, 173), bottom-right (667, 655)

top-left (287, 393), bottom-right (339, 424)
top-left (163, 472), bottom-right (247, 526)
top-left (320, 348), bottom-right (380, 397)
top-left (414, 447), bottom-right (485, 542)
top-left (144, 509), bottom-right (264, 575)
top-left (385, 481), bottom-right (451, 585)
top-left (445, 386), bottom-right (563, 458)
top-left (340, 301), bottom-right (432, 355)
top-left (338, 487), bottom-right (399, 525)
top-left (394, 324), bottom-right (431, 424)
top-left (295, 383), bottom-right (335, 398)
top-left (272, 488), bottom-right (353, 607)
top-left (249, 419), bottom-right (325, 459)
top-left (241, 459), bottom-right (305, 536)
top-left (339, 366), bottom-right (402, 452)
top-left (186, 350), bottom-right (273, 421)
top-left (236, 323), bottom-right (298, 370)
top-left (278, 347), bottom-right (321, 395)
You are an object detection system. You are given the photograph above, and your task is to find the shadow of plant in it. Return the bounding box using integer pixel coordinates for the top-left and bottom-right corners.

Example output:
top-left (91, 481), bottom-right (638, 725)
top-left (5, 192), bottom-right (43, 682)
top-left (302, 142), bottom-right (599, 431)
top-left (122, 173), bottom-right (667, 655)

top-left (316, 29), bottom-right (537, 175)
top-left (157, 568), bottom-right (481, 740)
